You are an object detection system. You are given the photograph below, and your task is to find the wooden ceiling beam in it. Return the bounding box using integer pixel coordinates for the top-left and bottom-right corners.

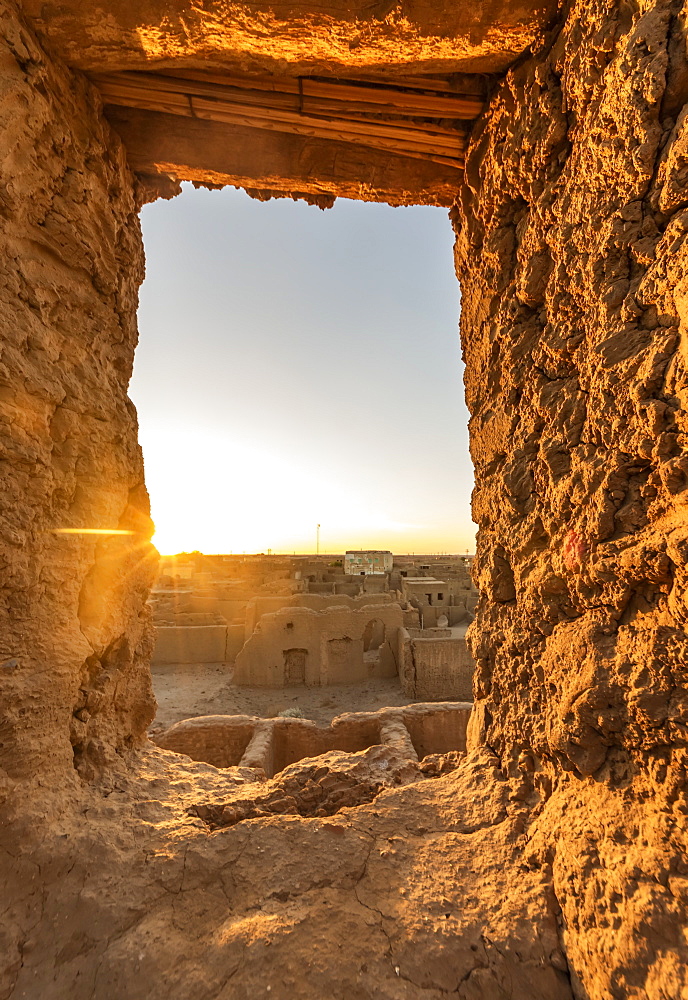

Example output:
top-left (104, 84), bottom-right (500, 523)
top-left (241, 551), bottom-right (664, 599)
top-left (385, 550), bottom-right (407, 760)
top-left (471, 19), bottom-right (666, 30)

top-left (91, 70), bottom-right (477, 170)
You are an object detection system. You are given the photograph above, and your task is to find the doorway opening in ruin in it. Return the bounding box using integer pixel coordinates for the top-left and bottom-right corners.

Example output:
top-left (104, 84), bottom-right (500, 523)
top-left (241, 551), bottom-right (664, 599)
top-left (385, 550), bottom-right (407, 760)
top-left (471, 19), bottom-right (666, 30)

top-left (283, 648), bottom-right (308, 685)
top-left (363, 618), bottom-right (385, 652)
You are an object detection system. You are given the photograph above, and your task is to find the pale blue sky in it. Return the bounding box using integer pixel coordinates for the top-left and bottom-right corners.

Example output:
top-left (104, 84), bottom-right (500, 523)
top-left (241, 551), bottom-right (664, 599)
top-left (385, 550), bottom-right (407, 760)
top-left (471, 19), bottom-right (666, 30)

top-left (130, 183), bottom-right (475, 554)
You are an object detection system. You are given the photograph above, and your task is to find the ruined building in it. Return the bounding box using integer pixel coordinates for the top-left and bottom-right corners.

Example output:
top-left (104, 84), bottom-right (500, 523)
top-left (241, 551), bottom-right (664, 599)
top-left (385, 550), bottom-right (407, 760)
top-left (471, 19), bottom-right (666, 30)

top-left (233, 603), bottom-right (403, 686)
top-left (147, 554), bottom-right (475, 697)
top-left (1, 1), bottom-right (688, 998)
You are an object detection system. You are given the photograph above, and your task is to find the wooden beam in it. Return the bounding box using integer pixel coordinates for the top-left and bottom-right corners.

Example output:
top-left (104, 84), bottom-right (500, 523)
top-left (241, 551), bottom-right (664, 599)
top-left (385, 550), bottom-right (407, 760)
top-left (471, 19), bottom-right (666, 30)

top-left (300, 78), bottom-right (482, 119)
top-left (103, 104), bottom-right (464, 208)
top-left (92, 72), bottom-right (469, 167)
top-left (92, 70), bottom-right (483, 118)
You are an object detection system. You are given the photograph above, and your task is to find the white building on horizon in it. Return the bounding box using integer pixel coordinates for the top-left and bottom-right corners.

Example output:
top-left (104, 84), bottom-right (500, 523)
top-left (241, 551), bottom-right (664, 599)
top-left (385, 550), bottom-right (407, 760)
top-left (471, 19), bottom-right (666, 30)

top-left (344, 550), bottom-right (393, 576)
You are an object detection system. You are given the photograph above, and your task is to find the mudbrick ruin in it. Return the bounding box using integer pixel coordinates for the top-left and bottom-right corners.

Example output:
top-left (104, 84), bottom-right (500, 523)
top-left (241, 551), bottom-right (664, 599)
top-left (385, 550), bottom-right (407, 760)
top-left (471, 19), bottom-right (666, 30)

top-left (1, 1), bottom-right (688, 998)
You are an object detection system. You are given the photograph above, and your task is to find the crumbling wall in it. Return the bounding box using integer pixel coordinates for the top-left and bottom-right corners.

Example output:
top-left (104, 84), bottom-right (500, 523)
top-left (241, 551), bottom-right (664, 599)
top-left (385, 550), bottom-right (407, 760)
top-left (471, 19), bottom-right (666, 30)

top-left (398, 633), bottom-right (474, 701)
top-left (456, 1), bottom-right (688, 993)
top-left (154, 713), bottom-right (257, 768)
top-left (235, 602), bottom-right (404, 686)
top-left (243, 592), bottom-right (394, 640)
top-left (154, 702), bottom-right (471, 776)
top-left (2, 2), bottom-right (687, 994)
top-left (0, 1), bottom-right (156, 784)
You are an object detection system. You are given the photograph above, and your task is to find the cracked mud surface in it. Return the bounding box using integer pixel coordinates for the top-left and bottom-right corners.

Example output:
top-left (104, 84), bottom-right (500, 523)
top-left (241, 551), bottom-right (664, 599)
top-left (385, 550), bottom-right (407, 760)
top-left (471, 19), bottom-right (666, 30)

top-left (2, 747), bottom-right (573, 1000)
top-left (190, 745), bottom-right (463, 827)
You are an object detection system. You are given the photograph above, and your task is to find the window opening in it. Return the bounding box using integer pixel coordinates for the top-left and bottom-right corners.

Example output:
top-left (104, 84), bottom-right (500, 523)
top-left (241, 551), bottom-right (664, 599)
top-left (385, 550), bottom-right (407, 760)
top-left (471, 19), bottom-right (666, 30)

top-left (132, 184), bottom-right (477, 750)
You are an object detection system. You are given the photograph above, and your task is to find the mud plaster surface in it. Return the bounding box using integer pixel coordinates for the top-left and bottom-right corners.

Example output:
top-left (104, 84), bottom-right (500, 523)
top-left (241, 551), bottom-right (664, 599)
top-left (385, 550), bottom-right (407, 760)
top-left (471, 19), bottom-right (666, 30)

top-left (455, 0), bottom-right (688, 993)
top-left (23, 0), bottom-right (557, 77)
top-left (0, 0), bottom-right (157, 784)
top-left (4, 747), bottom-right (574, 1000)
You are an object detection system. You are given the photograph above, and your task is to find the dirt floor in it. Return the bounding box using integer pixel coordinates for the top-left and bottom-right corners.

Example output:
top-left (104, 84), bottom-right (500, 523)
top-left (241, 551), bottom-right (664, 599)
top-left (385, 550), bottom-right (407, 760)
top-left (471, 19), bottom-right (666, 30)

top-left (149, 662), bottom-right (422, 734)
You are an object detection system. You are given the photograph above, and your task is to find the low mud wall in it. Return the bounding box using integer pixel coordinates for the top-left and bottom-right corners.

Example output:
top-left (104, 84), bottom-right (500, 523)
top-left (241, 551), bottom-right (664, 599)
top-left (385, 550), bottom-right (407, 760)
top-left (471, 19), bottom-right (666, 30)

top-left (154, 702), bottom-right (472, 778)
top-left (152, 622), bottom-right (247, 664)
top-left (152, 625), bottom-right (228, 664)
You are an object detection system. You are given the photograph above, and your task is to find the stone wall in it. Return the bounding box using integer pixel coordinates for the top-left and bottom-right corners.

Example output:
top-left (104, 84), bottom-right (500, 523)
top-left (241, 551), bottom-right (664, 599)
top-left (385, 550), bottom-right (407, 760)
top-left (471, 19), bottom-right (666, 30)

top-left (0, 1), bottom-right (156, 785)
top-left (455, 1), bottom-right (688, 993)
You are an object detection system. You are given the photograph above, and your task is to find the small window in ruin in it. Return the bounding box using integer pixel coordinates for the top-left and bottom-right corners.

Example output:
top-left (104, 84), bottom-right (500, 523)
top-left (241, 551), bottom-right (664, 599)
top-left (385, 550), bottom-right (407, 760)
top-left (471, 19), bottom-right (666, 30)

top-left (437, 593), bottom-right (444, 601)
top-left (285, 622), bottom-right (294, 629)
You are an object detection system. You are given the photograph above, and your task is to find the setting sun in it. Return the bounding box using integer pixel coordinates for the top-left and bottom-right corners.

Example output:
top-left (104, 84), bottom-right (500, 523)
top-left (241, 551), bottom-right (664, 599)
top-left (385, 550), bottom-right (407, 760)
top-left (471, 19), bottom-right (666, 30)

top-left (131, 186), bottom-right (476, 556)
top-left (141, 424), bottom-right (468, 554)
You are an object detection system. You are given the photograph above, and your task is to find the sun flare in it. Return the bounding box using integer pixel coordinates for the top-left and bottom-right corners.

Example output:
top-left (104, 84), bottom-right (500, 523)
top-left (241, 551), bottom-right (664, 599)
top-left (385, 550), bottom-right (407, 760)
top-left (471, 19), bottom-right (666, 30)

top-left (142, 425), bottom-right (421, 555)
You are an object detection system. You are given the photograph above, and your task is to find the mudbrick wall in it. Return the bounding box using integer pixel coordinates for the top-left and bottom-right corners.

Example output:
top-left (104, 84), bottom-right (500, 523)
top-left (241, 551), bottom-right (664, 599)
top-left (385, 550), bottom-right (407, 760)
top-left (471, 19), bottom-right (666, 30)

top-left (153, 703), bottom-right (471, 775)
top-left (0, 1), bottom-right (157, 786)
top-left (456, 0), bottom-right (688, 992)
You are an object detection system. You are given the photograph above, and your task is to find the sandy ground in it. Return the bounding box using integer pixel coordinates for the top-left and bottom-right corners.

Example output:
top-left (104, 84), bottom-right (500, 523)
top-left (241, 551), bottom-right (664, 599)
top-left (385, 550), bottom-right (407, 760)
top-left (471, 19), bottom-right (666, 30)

top-left (149, 662), bottom-right (422, 734)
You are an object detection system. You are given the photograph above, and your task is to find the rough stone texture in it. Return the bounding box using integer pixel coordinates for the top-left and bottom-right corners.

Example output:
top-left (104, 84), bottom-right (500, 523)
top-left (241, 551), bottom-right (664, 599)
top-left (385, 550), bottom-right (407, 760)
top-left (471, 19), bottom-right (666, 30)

top-left (22, 0), bottom-right (557, 76)
top-left (456, 0), bottom-right (688, 994)
top-left (0, 0), bottom-right (157, 786)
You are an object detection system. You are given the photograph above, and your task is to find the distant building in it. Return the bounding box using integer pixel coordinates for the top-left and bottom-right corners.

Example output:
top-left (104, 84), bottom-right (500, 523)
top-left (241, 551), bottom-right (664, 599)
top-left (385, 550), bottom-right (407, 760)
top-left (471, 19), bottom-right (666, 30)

top-left (400, 577), bottom-right (449, 606)
top-left (344, 550), bottom-right (393, 576)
